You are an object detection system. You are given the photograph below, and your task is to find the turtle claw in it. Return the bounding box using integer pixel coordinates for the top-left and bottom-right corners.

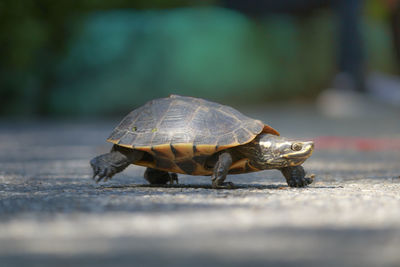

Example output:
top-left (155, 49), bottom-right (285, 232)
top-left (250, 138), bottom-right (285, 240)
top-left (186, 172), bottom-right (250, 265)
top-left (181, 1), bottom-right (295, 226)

top-left (90, 155), bottom-right (118, 183)
top-left (287, 177), bottom-right (311, 188)
top-left (169, 173), bottom-right (179, 184)
top-left (212, 181), bottom-right (236, 189)
top-left (144, 168), bottom-right (179, 185)
top-left (92, 167), bottom-right (99, 180)
top-left (281, 165), bottom-right (313, 188)
top-left (287, 173), bottom-right (314, 188)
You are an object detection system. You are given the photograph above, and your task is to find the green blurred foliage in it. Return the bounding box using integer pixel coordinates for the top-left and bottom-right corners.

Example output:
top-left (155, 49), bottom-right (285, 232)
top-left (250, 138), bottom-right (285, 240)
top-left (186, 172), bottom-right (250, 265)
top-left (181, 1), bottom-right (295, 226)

top-left (0, 0), bottom-right (207, 115)
top-left (0, 0), bottom-right (397, 117)
top-left (49, 9), bottom-right (337, 116)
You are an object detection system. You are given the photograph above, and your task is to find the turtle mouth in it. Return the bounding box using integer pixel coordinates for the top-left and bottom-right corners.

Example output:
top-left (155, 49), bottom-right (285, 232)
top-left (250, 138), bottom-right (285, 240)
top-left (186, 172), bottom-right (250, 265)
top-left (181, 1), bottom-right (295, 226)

top-left (282, 141), bottom-right (314, 160)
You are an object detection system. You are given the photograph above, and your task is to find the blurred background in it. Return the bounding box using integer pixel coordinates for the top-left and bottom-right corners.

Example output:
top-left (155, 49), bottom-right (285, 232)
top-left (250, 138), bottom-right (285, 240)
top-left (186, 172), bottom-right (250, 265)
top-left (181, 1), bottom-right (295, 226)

top-left (0, 0), bottom-right (399, 117)
top-left (2, 2), bottom-right (400, 266)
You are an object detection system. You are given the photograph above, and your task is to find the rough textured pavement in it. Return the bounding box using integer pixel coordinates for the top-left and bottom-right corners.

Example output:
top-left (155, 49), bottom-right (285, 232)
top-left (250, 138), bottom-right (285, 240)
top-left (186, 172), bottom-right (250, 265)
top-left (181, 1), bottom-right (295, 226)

top-left (1, 105), bottom-right (400, 266)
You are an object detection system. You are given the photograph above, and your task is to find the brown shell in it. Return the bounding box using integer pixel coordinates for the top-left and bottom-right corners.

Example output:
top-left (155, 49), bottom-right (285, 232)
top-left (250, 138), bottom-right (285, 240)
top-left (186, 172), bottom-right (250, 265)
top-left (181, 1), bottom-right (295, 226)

top-left (107, 95), bottom-right (279, 175)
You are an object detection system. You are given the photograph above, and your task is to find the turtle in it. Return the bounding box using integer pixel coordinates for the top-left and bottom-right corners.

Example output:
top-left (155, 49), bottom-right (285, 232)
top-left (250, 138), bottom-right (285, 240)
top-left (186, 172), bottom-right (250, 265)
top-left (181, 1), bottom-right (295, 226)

top-left (90, 95), bottom-right (314, 188)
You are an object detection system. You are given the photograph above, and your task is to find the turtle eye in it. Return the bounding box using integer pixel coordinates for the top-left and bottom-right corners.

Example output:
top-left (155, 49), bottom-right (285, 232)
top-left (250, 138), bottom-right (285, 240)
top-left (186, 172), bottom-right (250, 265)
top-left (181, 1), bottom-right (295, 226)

top-left (291, 143), bottom-right (302, 151)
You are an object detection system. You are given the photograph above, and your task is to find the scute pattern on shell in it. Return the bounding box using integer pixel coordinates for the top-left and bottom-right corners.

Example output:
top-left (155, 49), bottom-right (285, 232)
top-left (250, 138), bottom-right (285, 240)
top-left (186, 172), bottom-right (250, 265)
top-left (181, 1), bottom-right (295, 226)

top-left (107, 95), bottom-right (277, 152)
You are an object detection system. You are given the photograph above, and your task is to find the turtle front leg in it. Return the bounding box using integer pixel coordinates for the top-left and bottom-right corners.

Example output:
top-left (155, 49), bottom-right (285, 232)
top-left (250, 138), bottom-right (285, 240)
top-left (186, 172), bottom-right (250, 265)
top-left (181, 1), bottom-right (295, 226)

top-left (280, 165), bottom-right (313, 188)
top-left (144, 168), bottom-right (178, 185)
top-left (211, 152), bottom-right (234, 189)
top-left (90, 145), bottom-right (143, 182)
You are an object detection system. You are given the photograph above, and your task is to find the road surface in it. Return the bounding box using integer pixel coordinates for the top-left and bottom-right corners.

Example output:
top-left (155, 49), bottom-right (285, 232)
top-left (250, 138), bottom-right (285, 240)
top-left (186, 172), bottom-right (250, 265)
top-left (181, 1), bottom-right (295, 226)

top-left (1, 105), bottom-right (400, 266)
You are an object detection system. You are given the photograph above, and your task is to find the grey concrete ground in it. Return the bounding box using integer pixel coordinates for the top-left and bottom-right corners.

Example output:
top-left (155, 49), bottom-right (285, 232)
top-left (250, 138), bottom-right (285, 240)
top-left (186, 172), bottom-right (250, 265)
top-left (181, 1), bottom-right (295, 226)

top-left (1, 105), bottom-right (400, 266)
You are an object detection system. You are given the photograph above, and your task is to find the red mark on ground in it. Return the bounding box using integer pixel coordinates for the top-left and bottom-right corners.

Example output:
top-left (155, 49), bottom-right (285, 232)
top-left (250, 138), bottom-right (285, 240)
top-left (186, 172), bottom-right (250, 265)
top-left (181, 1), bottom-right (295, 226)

top-left (313, 136), bottom-right (400, 151)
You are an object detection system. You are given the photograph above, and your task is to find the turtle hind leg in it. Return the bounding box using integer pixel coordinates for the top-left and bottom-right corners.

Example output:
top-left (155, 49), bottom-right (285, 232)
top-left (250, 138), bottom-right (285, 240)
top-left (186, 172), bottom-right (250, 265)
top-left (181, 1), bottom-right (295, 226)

top-left (211, 152), bottom-right (234, 189)
top-left (144, 168), bottom-right (178, 185)
top-left (280, 165), bottom-right (313, 188)
top-left (90, 145), bottom-right (143, 183)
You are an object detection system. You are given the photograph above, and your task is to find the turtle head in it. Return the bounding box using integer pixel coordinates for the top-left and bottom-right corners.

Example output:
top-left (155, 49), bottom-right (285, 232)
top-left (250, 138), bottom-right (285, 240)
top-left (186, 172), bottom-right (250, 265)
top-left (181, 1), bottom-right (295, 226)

top-left (252, 134), bottom-right (314, 169)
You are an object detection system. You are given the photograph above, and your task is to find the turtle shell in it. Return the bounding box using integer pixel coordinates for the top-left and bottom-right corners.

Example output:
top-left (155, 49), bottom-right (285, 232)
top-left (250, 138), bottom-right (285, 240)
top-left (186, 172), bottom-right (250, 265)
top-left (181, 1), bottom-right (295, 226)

top-left (107, 95), bottom-right (279, 175)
